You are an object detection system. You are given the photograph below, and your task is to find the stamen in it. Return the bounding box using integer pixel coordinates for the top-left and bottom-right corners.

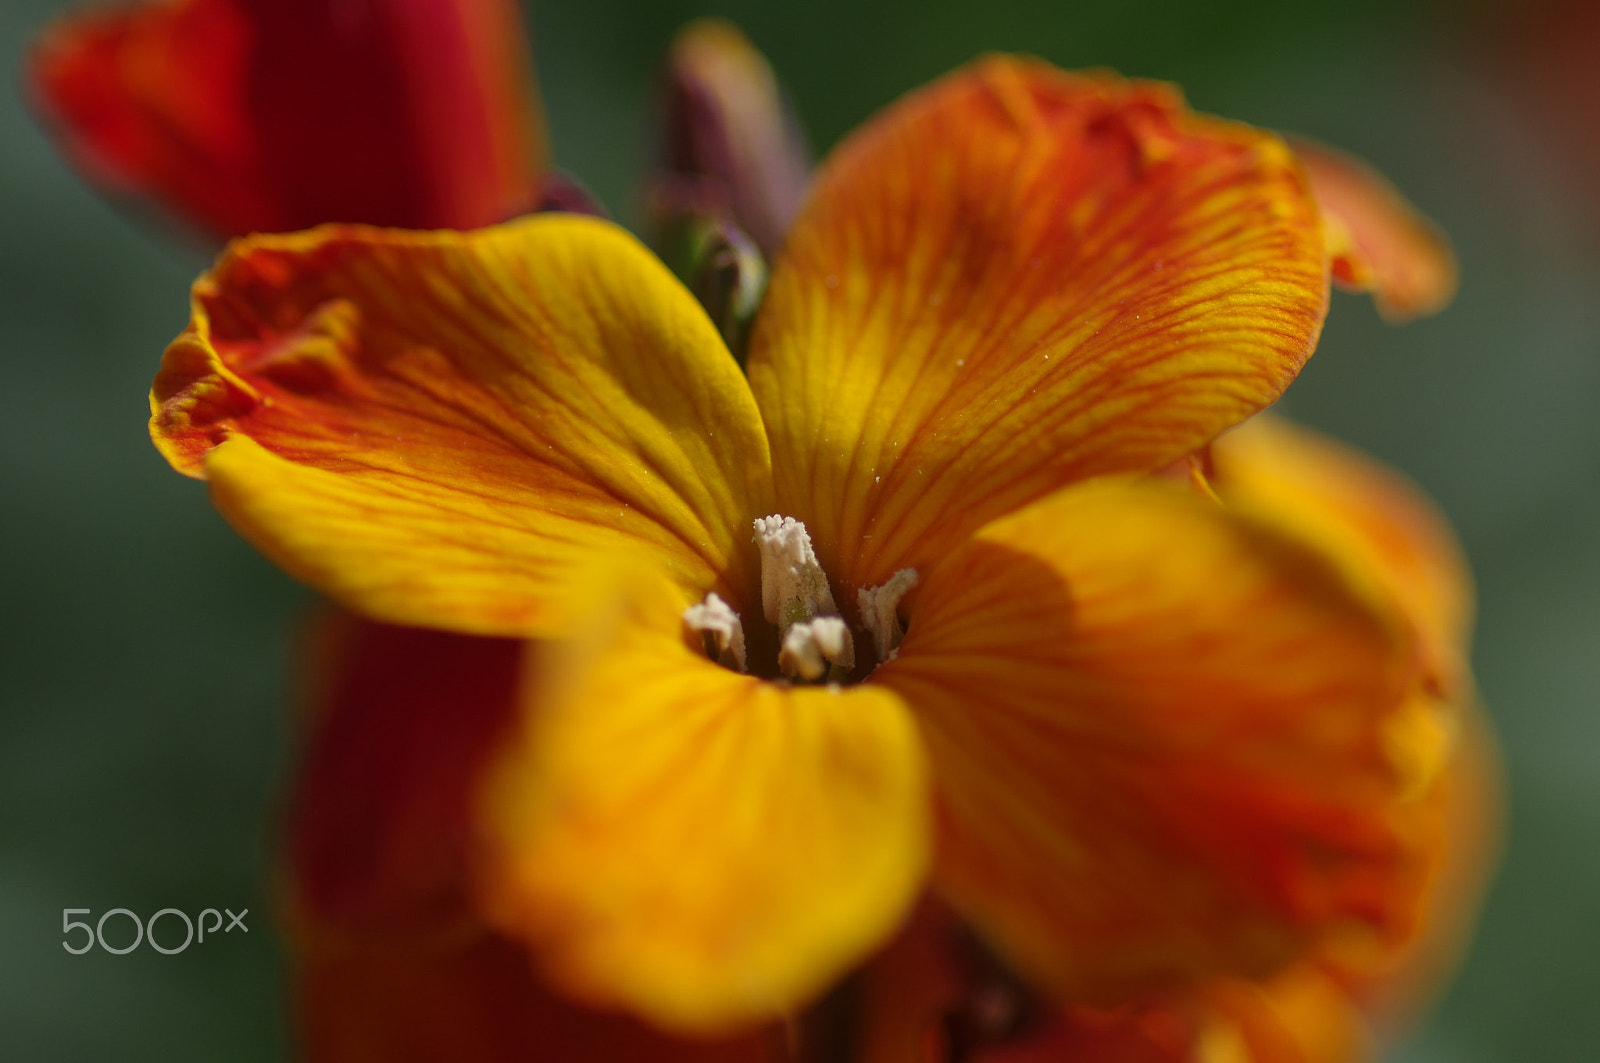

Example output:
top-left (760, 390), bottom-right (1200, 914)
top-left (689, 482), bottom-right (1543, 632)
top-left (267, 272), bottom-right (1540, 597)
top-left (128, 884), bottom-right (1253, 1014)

top-left (753, 515), bottom-right (840, 625)
top-left (683, 592), bottom-right (747, 672)
top-left (858, 568), bottom-right (918, 664)
top-left (753, 515), bottom-right (855, 680)
top-left (778, 616), bottom-right (855, 682)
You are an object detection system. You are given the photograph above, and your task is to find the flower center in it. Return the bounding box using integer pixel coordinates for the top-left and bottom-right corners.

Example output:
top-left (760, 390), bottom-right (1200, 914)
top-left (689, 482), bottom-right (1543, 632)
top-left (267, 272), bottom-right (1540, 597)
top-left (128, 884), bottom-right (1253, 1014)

top-left (683, 515), bottom-right (918, 682)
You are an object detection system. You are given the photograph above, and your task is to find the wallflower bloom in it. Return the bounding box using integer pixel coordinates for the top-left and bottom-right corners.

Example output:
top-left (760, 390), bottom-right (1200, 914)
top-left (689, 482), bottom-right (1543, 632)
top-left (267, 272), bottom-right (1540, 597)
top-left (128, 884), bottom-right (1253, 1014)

top-left (34, 0), bottom-right (1485, 1052)
top-left (149, 54), bottom-right (1458, 1036)
top-left (286, 419), bottom-right (1495, 1063)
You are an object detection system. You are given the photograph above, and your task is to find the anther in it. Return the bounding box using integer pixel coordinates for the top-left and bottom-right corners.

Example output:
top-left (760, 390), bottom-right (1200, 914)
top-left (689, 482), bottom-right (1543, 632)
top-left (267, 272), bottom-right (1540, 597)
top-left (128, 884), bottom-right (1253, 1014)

top-left (683, 592), bottom-right (747, 672)
top-left (779, 616), bottom-right (856, 681)
top-left (858, 568), bottom-right (918, 664)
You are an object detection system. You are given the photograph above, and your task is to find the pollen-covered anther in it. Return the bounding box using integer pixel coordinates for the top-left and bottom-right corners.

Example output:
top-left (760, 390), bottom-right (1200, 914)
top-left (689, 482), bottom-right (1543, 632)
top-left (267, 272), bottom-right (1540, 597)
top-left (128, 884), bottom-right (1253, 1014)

top-left (753, 514), bottom-right (855, 680)
top-left (753, 514), bottom-right (840, 624)
top-left (683, 592), bottom-right (747, 672)
top-left (778, 616), bottom-right (855, 682)
top-left (858, 568), bottom-right (918, 664)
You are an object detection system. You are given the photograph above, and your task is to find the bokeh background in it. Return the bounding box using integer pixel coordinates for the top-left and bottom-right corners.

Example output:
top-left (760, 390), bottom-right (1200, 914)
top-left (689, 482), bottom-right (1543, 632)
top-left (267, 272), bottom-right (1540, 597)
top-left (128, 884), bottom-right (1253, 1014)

top-left (3, 0), bottom-right (1596, 1058)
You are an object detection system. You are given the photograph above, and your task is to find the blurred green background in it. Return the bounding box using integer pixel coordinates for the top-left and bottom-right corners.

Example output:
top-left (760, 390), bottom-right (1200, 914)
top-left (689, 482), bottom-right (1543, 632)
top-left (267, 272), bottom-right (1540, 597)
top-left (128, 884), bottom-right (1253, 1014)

top-left (3, 0), bottom-right (1596, 1058)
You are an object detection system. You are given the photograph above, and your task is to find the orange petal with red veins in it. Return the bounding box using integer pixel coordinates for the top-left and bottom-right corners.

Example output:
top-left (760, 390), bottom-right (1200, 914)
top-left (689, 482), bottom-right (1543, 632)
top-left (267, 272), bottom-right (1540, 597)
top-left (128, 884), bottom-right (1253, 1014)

top-left (293, 918), bottom-right (781, 1063)
top-left (858, 707), bottom-right (1499, 1063)
top-left (152, 215), bottom-right (771, 636)
top-left (1211, 415), bottom-right (1472, 700)
top-left (1290, 138), bottom-right (1457, 322)
top-left (475, 565), bottom-right (929, 1033)
top-left (875, 480), bottom-right (1421, 1001)
top-left (28, 0), bottom-right (543, 238)
top-left (749, 56), bottom-right (1329, 594)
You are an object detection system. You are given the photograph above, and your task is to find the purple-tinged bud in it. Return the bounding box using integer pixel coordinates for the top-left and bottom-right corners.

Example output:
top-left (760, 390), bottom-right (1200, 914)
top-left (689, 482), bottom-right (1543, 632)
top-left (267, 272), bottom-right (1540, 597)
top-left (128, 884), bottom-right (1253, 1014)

top-left (655, 19), bottom-right (811, 257)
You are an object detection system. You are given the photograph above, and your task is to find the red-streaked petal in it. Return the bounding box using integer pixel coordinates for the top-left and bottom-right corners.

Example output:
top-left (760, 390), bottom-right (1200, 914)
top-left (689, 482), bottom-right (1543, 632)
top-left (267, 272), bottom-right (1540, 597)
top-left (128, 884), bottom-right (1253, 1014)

top-left (875, 479), bottom-right (1421, 1000)
top-left (152, 215), bottom-right (772, 635)
top-left (28, 0), bottom-right (543, 238)
top-left (856, 714), bottom-right (1500, 1063)
top-left (749, 56), bottom-right (1329, 594)
top-left (474, 564), bottom-right (929, 1033)
top-left (1290, 138), bottom-right (1457, 322)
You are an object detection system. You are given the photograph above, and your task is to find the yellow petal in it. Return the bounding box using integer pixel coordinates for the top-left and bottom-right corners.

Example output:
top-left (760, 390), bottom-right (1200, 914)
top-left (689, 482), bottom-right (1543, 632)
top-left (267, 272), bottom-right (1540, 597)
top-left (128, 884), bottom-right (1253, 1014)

top-left (749, 56), bottom-right (1329, 594)
top-left (474, 563), bottom-right (930, 1033)
top-left (152, 215), bottom-right (772, 635)
top-left (875, 480), bottom-right (1421, 1000)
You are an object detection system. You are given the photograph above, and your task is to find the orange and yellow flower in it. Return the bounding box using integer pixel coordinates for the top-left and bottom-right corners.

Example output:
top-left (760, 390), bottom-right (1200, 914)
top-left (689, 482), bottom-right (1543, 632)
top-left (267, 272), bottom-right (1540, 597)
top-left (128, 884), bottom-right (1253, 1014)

top-left (33, 0), bottom-right (1488, 1052)
top-left (146, 54), bottom-right (1473, 1038)
top-left (283, 416), bottom-right (1497, 1063)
